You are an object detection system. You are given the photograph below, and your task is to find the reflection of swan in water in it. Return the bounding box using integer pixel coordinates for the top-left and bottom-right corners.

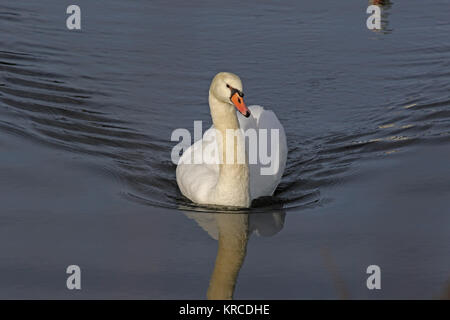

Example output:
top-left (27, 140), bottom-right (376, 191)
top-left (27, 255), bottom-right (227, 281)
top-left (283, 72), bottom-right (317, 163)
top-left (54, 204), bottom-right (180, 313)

top-left (184, 208), bottom-right (285, 299)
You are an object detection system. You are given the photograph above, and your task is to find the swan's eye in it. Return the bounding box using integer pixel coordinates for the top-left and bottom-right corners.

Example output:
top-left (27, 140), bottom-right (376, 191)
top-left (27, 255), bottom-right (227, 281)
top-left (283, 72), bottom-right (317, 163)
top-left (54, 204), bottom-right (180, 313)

top-left (226, 84), bottom-right (230, 89)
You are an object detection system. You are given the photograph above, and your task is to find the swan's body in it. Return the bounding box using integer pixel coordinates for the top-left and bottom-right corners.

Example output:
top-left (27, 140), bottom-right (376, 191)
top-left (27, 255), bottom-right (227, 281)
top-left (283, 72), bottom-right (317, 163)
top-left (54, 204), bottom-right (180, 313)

top-left (176, 72), bottom-right (287, 208)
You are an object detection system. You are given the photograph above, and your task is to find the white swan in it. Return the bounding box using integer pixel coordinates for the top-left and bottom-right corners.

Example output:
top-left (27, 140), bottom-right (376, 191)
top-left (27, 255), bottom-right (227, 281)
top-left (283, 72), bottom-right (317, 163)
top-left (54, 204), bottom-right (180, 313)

top-left (176, 72), bottom-right (287, 208)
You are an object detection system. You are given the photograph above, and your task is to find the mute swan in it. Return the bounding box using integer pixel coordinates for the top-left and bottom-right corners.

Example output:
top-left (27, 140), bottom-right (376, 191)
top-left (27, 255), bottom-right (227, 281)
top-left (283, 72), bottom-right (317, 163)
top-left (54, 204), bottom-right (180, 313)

top-left (176, 72), bottom-right (287, 208)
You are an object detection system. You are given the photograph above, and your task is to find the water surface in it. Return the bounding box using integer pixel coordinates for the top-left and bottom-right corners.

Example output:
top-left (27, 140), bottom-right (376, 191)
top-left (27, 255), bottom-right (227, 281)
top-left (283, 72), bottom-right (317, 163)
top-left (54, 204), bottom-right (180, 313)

top-left (0, 0), bottom-right (449, 299)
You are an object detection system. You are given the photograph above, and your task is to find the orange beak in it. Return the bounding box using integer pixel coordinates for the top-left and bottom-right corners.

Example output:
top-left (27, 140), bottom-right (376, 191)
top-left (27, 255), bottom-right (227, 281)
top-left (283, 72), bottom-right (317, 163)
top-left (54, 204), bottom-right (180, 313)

top-left (231, 92), bottom-right (250, 118)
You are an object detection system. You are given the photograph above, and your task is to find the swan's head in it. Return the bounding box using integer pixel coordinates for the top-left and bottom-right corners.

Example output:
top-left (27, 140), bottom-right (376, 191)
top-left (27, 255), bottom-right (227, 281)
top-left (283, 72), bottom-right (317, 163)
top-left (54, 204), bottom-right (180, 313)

top-left (209, 72), bottom-right (250, 118)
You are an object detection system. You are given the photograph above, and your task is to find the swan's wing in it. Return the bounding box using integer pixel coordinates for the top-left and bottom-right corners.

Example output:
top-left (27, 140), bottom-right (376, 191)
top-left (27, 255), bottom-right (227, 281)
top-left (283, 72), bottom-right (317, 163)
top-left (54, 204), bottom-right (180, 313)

top-left (237, 105), bottom-right (288, 200)
top-left (176, 126), bottom-right (219, 204)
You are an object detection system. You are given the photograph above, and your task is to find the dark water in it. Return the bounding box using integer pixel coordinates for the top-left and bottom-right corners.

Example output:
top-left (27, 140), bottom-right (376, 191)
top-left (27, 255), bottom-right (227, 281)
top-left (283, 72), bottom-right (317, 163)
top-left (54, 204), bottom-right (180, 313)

top-left (0, 0), bottom-right (449, 299)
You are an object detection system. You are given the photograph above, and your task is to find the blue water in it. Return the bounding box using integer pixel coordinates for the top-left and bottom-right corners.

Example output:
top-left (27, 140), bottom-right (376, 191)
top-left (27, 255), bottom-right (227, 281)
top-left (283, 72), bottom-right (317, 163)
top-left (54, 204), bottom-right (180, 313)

top-left (0, 0), bottom-right (449, 299)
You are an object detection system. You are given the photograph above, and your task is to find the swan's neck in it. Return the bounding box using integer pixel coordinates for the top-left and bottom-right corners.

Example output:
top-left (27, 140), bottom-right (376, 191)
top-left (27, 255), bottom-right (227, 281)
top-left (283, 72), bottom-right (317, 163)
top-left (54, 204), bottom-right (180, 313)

top-left (207, 214), bottom-right (249, 300)
top-left (209, 93), bottom-right (250, 207)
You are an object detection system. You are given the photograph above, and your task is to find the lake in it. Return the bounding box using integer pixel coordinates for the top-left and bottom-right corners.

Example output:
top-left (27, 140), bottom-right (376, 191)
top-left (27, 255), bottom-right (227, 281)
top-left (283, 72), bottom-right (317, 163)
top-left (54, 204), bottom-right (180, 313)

top-left (0, 0), bottom-right (449, 299)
